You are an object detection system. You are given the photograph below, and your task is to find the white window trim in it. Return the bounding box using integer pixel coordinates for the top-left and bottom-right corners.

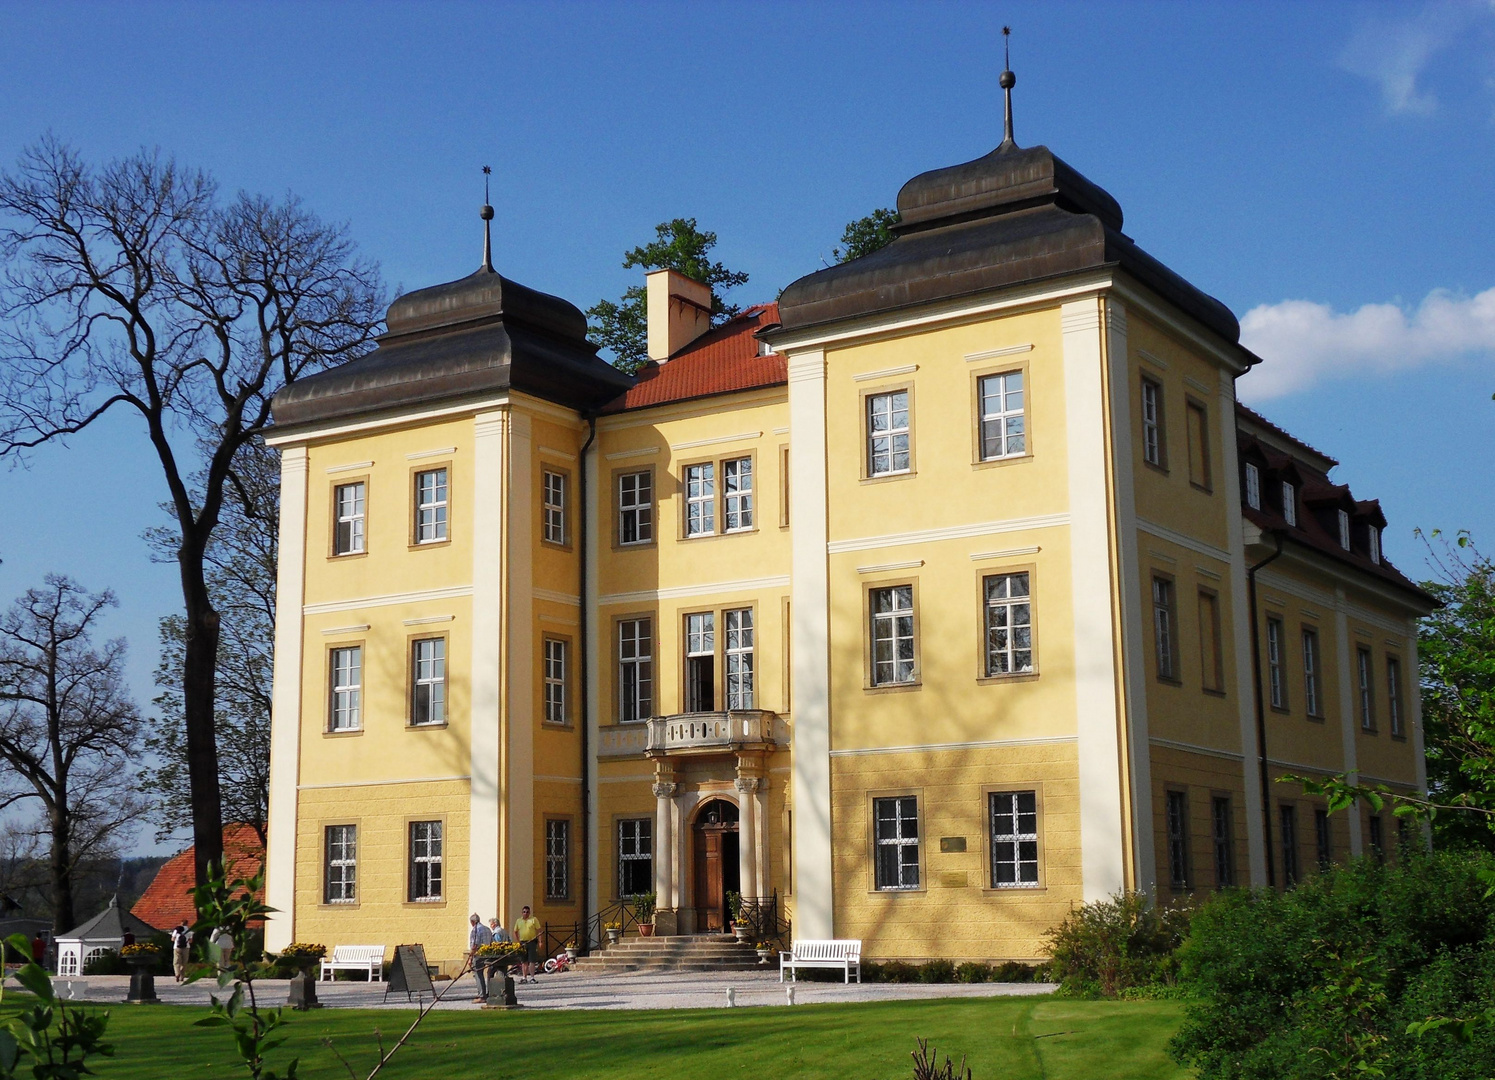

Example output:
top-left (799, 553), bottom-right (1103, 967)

top-left (618, 470), bottom-right (653, 546)
top-left (1303, 629), bottom-right (1321, 717)
top-left (618, 618), bottom-right (653, 723)
top-left (617, 818), bottom-right (653, 898)
top-left (870, 584), bottom-right (916, 686)
top-left (866, 390), bottom-right (911, 477)
top-left (543, 470), bottom-right (567, 545)
top-left (978, 371), bottom-right (1026, 462)
top-left (1266, 618), bottom-right (1285, 710)
top-left (545, 819), bottom-right (570, 901)
top-left (415, 468), bottom-right (449, 544)
top-left (544, 638), bottom-right (567, 724)
top-left (1243, 463), bottom-right (1260, 509)
top-left (334, 481), bottom-right (366, 555)
top-left (873, 795), bottom-right (921, 891)
top-left (685, 463), bottom-right (716, 537)
top-left (983, 571), bottom-right (1034, 676)
top-left (412, 638), bottom-right (446, 725)
top-left (725, 608), bottom-right (755, 710)
top-left (325, 824), bottom-right (357, 904)
top-left (989, 790), bottom-right (1040, 888)
top-left (330, 646), bottom-right (362, 731)
top-left (722, 457), bottom-right (754, 532)
top-left (1337, 509), bottom-right (1351, 551)
top-left (1141, 380), bottom-right (1162, 467)
top-left (409, 820), bottom-right (443, 901)
top-left (1281, 481), bottom-right (1297, 527)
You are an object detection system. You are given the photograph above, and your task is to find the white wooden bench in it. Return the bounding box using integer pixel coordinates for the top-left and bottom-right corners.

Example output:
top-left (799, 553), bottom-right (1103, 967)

top-left (779, 939), bottom-right (862, 983)
top-left (50, 979), bottom-right (86, 1000)
top-left (319, 945), bottom-right (385, 982)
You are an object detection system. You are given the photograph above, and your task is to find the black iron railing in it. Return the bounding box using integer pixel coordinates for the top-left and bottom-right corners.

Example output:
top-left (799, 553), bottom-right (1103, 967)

top-left (736, 892), bottom-right (790, 948)
top-left (544, 896), bottom-right (649, 958)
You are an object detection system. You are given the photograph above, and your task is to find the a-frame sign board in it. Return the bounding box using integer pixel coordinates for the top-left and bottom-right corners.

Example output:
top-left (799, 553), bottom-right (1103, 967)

top-left (384, 944), bottom-right (435, 1003)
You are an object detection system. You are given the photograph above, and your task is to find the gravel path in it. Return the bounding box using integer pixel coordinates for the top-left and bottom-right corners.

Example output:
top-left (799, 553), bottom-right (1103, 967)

top-left (30, 971), bottom-right (1055, 1012)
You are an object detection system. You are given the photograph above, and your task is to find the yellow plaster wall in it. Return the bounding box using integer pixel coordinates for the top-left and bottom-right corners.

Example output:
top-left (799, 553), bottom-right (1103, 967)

top-left (830, 742), bottom-right (1080, 961)
top-left (1149, 746), bottom-right (1250, 897)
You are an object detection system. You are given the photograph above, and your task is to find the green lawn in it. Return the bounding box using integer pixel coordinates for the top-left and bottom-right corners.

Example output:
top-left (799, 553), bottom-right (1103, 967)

top-left (1, 997), bottom-right (1192, 1079)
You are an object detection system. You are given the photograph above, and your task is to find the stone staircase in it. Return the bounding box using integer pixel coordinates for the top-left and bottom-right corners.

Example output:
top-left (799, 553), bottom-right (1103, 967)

top-left (569, 934), bottom-right (767, 974)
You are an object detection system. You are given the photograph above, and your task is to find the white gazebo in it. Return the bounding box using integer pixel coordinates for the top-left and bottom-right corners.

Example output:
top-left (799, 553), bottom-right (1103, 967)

top-left (55, 896), bottom-right (158, 976)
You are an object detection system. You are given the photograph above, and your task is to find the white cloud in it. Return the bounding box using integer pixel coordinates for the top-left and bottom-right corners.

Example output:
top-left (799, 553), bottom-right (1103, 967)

top-left (1337, 1), bottom-right (1480, 116)
top-left (1238, 286), bottom-right (1495, 400)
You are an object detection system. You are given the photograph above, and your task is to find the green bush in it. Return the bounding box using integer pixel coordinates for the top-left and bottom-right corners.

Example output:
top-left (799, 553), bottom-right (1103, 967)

top-left (1044, 891), bottom-right (1189, 997)
top-left (991, 961), bottom-right (1041, 983)
top-left (954, 962), bottom-right (990, 983)
top-left (1170, 849), bottom-right (1495, 1080)
top-left (82, 948), bottom-right (126, 975)
top-left (871, 960), bottom-right (919, 983)
top-left (918, 959), bottom-right (956, 983)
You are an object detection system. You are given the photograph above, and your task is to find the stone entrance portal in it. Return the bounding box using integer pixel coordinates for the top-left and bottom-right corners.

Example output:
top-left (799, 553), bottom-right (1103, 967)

top-left (691, 799), bottom-right (740, 932)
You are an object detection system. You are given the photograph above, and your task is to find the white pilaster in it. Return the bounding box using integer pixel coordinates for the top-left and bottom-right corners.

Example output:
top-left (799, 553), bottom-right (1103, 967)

top-left (1223, 373), bottom-right (1267, 887)
top-left (1334, 589), bottom-right (1364, 855)
top-left (753, 783), bottom-right (768, 896)
top-left (584, 436), bottom-right (602, 918)
top-left (788, 348), bottom-right (833, 938)
top-left (1061, 298), bottom-right (1128, 902)
top-left (506, 410), bottom-right (535, 913)
top-left (1103, 299), bottom-right (1156, 895)
top-left (264, 445), bottom-right (309, 950)
top-left (469, 410), bottom-right (506, 923)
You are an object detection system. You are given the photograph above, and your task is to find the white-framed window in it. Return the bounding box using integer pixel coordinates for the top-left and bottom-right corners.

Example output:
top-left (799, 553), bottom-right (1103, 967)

top-left (543, 638), bottom-right (568, 724)
top-left (415, 468), bottom-right (448, 543)
top-left (618, 618), bottom-right (653, 723)
top-left (685, 463), bottom-right (715, 536)
top-left (618, 470), bottom-right (653, 545)
top-left (1152, 576), bottom-right (1177, 680)
top-left (1280, 804), bottom-right (1299, 885)
top-left (685, 612), bottom-right (715, 712)
top-left (983, 572), bottom-right (1033, 676)
top-left (334, 481), bottom-right (366, 555)
top-left (408, 820), bottom-right (443, 901)
top-left (725, 608), bottom-right (754, 710)
top-left (870, 584), bottom-right (916, 686)
top-left (542, 470), bottom-right (567, 545)
top-left (1243, 463), bottom-right (1260, 509)
top-left (1266, 618), bottom-right (1285, 710)
top-left (618, 818), bottom-right (652, 897)
top-left (1212, 796), bottom-right (1234, 888)
top-left (324, 824), bottom-right (357, 904)
top-left (978, 371), bottom-right (1025, 460)
top-left (866, 390), bottom-right (911, 476)
top-left (1315, 808), bottom-right (1333, 868)
top-left (1141, 378), bottom-right (1164, 467)
top-left (1337, 509), bottom-right (1351, 551)
top-left (1166, 790), bottom-right (1190, 890)
top-left (1357, 647), bottom-right (1375, 730)
top-left (989, 790), bottom-right (1039, 888)
top-left (1302, 628), bottom-right (1322, 717)
top-left (1368, 526), bottom-right (1381, 564)
top-left (1386, 656), bottom-right (1403, 737)
top-left (545, 819), bottom-right (570, 901)
top-left (411, 638), bottom-right (446, 725)
top-left (873, 795), bottom-right (920, 890)
top-left (329, 646), bottom-right (362, 731)
top-left (723, 457), bottom-right (753, 532)
top-left (1282, 481), bottom-right (1297, 526)
top-left (58, 951), bottom-right (78, 976)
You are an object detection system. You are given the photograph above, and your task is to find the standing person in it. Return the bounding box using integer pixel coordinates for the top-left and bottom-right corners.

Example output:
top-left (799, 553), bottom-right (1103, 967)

top-left (169, 922), bottom-right (193, 983)
top-left (485, 917), bottom-right (512, 989)
top-left (209, 925), bottom-right (235, 972)
top-left (466, 913), bottom-right (492, 1002)
top-left (513, 905), bottom-right (541, 984)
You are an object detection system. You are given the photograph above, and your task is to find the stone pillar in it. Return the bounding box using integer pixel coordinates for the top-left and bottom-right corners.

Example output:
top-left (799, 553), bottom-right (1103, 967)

top-left (735, 776), bottom-right (761, 904)
top-left (652, 780), bottom-right (678, 935)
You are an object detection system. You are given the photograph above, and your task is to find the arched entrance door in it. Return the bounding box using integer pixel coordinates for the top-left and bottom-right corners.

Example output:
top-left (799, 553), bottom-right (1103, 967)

top-left (692, 798), bottom-right (740, 933)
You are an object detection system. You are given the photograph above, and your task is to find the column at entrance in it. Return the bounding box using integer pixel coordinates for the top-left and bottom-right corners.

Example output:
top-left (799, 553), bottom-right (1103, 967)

top-left (734, 777), bottom-right (759, 900)
top-left (652, 773), bottom-right (679, 936)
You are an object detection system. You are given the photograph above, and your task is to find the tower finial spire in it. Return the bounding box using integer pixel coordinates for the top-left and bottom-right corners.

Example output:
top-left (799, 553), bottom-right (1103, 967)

top-left (999, 26), bottom-right (1017, 151)
top-left (480, 165), bottom-right (495, 272)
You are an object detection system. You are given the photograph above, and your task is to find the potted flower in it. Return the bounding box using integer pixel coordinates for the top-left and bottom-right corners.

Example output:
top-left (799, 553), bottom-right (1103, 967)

top-left (121, 943), bottom-right (162, 1003)
top-left (632, 892), bottom-right (657, 937)
top-left (754, 941), bottom-right (774, 964)
top-left (727, 891), bottom-right (747, 940)
top-left (564, 939), bottom-right (578, 963)
top-left (604, 921), bottom-right (622, 946)
top-left (279, 942), bottom-right (327, 1010)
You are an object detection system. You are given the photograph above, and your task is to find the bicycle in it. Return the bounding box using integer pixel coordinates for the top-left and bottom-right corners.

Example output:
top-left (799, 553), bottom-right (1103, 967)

top-left (542, 951), bottom-right (574, 975)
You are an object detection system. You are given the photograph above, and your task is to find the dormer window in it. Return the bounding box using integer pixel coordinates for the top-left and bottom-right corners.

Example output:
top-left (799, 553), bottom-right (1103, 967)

top-left (758, 339), bottom-right (775, 357)
top-left (1337, 509), bottom-right (1351, 551)
top-left (1282, 482), bottom-right (1297, 527)
top-left (1243, 463), bottom-right (1261, 509)
top-left (1368, 527), bottom-right (1381, 564)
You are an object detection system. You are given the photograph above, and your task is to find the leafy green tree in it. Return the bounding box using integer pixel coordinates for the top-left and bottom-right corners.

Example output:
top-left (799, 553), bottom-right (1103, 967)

top-left (1416, 530), bottom-right (1495, 849)
top-left (587, 218), bottom-right (747, 373)
top-left (833, 207), bottom-right (900, 263)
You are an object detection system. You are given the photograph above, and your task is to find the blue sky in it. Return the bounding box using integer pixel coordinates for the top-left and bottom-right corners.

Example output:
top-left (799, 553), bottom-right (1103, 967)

top-left (1, 1), bottom-right (1492, 830)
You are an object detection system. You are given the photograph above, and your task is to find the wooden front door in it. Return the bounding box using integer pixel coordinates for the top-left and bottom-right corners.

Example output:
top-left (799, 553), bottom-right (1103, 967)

top-left (692, 799), bottom-right (741, 932)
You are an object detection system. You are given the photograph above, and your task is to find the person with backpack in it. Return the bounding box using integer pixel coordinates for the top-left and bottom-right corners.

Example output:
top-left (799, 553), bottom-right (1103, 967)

top-left (170, 921), bottom-right (193, 982)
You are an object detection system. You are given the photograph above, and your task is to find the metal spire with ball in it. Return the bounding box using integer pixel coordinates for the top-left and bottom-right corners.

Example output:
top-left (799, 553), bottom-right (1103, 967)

top-left (480, 165), bottom-right (495, 272)
top-left (999, 26), bottom-right (1017, 151)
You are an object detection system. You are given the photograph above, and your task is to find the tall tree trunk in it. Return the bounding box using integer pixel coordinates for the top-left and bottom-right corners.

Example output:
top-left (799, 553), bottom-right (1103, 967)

top-left (49, 804), bottom-right (73, 936)
top-left (182, 556), bottom-right (225, 885)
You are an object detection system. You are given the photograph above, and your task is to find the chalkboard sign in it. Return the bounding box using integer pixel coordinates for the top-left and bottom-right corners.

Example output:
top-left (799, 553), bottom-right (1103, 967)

top-left (384, 944), bottom-right (435, 1003)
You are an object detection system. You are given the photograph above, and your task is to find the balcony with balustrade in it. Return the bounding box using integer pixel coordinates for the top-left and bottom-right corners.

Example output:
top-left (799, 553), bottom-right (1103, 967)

top-left (595, 710), bottom-right (787, 759)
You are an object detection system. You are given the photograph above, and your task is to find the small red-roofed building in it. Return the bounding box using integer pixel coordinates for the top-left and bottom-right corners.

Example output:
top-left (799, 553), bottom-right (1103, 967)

top-left (132, 824), bottom-right (266, 932)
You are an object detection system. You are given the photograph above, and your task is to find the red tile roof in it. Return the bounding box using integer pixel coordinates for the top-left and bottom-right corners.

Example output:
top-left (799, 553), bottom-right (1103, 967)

top-left (131, 824), bottom-right (266, 930)
top-left (603, 304), bottom-right (785, 413)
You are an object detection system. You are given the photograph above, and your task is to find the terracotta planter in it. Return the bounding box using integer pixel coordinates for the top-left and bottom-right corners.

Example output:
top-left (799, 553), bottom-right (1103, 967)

top-left (639, 923), bottom-right (655, 937)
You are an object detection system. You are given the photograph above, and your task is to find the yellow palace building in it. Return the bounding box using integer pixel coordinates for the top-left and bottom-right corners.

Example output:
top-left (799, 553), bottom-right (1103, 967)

top-left (262, 97), bottom-right (1433, 969)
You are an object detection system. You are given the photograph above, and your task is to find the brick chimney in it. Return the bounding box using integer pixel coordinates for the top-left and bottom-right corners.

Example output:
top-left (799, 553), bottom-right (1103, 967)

top-left (645, 269), bottom-right (712, 363)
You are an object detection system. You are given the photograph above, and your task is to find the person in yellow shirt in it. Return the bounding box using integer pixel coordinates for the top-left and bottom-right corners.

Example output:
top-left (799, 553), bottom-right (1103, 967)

top-left (513, 905), bottom-right (541, 984)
